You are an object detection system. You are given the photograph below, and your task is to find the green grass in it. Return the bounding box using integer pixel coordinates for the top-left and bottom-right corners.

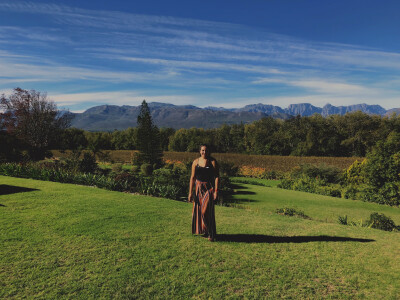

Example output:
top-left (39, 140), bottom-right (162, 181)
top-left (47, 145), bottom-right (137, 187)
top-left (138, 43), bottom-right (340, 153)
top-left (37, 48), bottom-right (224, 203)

top-left (1, 175), bottom-right (399, 299)
top-left (231, 176), bottom-right (280, 187)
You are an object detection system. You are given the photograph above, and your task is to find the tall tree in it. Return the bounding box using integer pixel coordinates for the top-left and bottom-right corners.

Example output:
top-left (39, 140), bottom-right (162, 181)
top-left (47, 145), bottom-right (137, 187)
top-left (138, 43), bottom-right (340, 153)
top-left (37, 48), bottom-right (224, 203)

top-left (0, 87), bottom-right (71, 160)
top-left (136, 100), bottom-right (162, 167)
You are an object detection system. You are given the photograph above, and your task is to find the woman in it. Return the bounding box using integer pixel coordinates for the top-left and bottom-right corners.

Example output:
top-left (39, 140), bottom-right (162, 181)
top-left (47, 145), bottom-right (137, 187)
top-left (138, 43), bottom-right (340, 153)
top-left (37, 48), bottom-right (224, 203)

top-left (188, 144), bottom-right (219, 242)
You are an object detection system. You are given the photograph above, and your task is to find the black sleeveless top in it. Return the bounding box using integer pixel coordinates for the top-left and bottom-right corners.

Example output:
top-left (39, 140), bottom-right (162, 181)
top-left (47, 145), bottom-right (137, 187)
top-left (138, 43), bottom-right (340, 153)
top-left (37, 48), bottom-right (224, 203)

top-left (195, 160), bottom-right (215, 183)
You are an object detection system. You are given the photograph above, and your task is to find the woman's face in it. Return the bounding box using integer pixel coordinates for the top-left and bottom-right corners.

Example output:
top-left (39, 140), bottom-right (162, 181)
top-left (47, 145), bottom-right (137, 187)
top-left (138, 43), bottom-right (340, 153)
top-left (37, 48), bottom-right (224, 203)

top-left (200, 146), bottom-right (209, 158)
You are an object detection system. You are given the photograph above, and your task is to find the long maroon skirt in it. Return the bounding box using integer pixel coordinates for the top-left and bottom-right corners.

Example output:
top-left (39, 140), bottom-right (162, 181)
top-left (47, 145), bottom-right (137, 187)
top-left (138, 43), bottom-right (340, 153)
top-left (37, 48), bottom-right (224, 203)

top-left (192, 180), bottom-right (216, 238)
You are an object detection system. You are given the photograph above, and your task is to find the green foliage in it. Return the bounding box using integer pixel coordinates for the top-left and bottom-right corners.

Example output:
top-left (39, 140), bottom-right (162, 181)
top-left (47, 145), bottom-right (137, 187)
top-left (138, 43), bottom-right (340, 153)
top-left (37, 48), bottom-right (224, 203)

top-left (278, 164), bottom-right (342, 198)
top-left (136, 100), bottom-right (163, 167)
top-left (140, 163), bottom-right (153, 176)
top-left (338, 212), bottom-right (399, 232)
top-left (49, 111), bottom-right (400, 158)
top-left (338, 215), bottom-right (348, 225)
top-left (343, 159), bottom-right (367, 185)
top-left (0, 131), bottom-right (23, 162)
top-left (218, 161), bottom-right (239, 176)
top-left (367, 212), bottom-right (398, 231)
top-left (275, 207), bottom-right (311, 219)
top-left (59, 128), bottom-right (87, 150)
top-left (79, 152), bottom-right (97, 173)
top-left (291, 164), bottom-right (342, 183)
top-left (341, 184), bottom-right (366, 200)
top-left (339, 132), bottom-right (400, 206)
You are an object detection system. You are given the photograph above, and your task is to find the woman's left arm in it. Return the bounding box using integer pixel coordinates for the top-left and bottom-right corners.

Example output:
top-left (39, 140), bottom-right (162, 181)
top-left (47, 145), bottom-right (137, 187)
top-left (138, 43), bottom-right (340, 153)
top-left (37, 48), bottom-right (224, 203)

top-left (212, 160), bottom-right (219, 201)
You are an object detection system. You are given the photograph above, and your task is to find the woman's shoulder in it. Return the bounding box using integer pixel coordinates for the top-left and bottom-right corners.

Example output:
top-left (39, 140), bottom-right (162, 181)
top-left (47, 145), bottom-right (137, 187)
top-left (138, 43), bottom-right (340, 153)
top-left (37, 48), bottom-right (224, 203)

top-left (192, 158), bottom-right (199, 165)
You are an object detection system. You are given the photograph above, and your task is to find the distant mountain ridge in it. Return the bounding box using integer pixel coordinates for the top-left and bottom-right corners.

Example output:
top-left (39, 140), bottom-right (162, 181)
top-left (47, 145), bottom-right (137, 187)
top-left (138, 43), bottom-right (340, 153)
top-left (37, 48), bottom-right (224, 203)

top-left (70, 102), bottom-right (399, 131)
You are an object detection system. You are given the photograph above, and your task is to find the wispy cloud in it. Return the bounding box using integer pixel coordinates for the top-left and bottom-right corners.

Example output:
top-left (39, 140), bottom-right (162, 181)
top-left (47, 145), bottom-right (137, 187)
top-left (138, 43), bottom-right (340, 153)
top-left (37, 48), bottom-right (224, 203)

top-left (0, 1), bottom-right (400, 110)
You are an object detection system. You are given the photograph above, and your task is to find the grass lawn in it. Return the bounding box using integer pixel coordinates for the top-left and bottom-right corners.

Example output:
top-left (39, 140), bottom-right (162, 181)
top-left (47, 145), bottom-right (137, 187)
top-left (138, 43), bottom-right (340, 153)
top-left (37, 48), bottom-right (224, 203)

top-left (1, 175), bottom-right (399, 298)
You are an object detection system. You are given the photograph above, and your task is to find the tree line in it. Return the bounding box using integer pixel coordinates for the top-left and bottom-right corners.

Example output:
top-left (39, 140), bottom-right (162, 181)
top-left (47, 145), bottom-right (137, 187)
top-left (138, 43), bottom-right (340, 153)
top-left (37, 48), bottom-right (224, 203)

top-left (2, 88), bottom-right (400, 160)
top-left (59, 112), bottom-right (400, 157)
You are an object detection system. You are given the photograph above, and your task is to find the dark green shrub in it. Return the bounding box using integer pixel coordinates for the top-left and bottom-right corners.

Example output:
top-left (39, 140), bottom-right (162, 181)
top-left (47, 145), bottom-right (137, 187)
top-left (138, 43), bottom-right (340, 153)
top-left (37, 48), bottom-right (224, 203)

top-left (141, 163), bottom-right (153, 176)
top-left (279, 164), bottom-right (343, 198)
top-left (367, 213), bottom-right (398, 231)
top-left (79, 152), bottom-right (97, 173)
top-left (113, 172), bottom-right (138, 192)
top-left (96, 167), bottom-right (111, 176)
top-left (291, 164), bottom-right (341, 183)
top-left (315, 185), bottom-right (342, 198)
top-left (0, 161), bottom-right (234, 203)
top-left (341, 184), bottom-right (362, 200)
top-left (218, 161), bottom-right (238, 176)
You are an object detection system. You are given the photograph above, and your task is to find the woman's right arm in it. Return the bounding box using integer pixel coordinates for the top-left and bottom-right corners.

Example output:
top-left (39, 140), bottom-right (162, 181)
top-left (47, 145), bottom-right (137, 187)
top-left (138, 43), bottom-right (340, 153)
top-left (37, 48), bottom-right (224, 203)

top-left (188, 160), bottom-right (197, 202)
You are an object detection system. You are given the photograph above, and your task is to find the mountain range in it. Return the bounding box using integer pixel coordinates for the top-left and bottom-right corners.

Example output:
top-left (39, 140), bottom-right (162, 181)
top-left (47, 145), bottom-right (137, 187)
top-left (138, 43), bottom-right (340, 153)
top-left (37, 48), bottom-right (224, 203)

top-left (70, 102), bottom-right (400, 131)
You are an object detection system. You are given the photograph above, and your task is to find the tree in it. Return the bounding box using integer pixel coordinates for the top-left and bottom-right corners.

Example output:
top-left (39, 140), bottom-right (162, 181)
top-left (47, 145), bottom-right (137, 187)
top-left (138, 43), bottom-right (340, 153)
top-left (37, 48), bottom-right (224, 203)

top-left (136, 100), bottom-right (163, 167)
top-left (0, 88), bottom-right (71, 160)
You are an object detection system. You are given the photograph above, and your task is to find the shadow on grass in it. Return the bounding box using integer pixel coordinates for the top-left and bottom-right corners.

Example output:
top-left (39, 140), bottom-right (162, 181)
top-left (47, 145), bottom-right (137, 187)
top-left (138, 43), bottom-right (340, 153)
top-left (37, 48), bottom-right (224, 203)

top-left (216, 234), bottom-right (375, 243)
top-left (0, 184), bottom-right (39, 196)
top-left (234, 190), bottom-right (256, 196)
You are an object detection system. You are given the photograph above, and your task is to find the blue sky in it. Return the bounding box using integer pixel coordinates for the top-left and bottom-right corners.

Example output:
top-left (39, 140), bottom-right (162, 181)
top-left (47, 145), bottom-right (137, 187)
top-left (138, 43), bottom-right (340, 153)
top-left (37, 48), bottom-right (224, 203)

top-left (1, 0), bottom-right (400, 112)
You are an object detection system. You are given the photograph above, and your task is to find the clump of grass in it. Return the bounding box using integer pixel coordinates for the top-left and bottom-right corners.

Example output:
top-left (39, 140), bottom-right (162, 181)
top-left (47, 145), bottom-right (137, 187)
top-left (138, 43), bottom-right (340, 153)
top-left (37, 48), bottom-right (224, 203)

top-left (275, 207), bottom-right (311, 219)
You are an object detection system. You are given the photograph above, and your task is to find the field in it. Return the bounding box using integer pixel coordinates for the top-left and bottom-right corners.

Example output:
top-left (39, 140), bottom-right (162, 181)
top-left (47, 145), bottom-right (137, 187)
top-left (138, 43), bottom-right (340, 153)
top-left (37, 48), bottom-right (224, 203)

top-left (1, 175), bottom-right (399, 298)
top-left (51, 150), bottom-right (362, 172)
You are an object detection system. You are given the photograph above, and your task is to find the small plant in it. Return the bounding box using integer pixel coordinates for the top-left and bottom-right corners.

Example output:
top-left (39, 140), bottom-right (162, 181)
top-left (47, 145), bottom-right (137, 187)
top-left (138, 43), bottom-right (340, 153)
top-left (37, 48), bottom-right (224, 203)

top-left (141, 163), bottom-right (153, 176)
top-left (338, 215), bottom-right (348, 225)
top-left (275, 207), bottom-right (311, 219)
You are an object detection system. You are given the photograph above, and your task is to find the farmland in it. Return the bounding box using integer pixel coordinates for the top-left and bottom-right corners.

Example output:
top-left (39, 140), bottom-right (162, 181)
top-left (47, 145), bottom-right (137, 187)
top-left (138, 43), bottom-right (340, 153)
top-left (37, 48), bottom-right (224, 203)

top-left (51, 150), bottom-right (362, 172)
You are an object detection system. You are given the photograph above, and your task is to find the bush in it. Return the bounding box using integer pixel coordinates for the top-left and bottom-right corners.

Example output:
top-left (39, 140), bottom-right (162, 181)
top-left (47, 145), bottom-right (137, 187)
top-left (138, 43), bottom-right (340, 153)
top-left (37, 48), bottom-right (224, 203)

top-left (0, 160), bottom-right (235, 203)
top-left (341, 184), bottom-right (362, 200)
top-left (343, 159), bottom-right (367, 185)
top-left (262, 170), bottom-right (284, 180)
top-left (79, 152), bottom-right (97, 173)
top-left (279, 164), bottom-right (343, 198)
top-left (218, 161), bottom-right (238, 176)
top-left (291, 164), bottom-right (341, 183)
top-left (367, 213), bottom-right (398, 231)
top-left (141, 163), bottom-right (153, 176)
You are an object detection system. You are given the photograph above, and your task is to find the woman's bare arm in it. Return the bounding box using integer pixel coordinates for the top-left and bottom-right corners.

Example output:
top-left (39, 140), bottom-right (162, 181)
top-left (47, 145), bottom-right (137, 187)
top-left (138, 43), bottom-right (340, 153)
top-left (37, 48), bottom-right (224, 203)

top-left (212, 160), bottom-right (219, 200)
top-left (188, 159), bottom-right (197, 202)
